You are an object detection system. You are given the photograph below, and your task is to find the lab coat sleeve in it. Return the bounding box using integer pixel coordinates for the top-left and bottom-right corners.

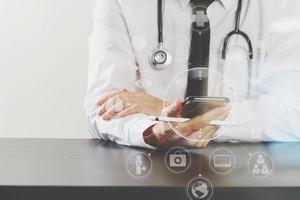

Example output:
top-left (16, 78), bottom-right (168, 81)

top-left (216, 34), bottom-right (300, 142)
top-left (85, 0), bottom-right (156, 148)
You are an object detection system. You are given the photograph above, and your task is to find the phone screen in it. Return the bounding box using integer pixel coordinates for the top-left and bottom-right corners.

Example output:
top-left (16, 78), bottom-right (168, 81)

top-left (182, 96), bottom-right (229, 118)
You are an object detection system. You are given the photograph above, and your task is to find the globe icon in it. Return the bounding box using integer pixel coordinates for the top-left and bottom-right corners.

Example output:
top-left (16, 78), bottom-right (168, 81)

top-left (191, 181), bottom-right (209, 198)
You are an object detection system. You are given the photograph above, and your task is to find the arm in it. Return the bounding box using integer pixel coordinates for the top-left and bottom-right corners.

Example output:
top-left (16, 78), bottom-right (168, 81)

top-left (84, 0), bottom-right (157, 148)
top-left (216, 34), bottom-right (300, 142)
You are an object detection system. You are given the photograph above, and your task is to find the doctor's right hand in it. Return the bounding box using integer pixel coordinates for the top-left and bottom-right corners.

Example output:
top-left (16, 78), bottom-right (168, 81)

top-left (143, 100), bottom-right (229, 148)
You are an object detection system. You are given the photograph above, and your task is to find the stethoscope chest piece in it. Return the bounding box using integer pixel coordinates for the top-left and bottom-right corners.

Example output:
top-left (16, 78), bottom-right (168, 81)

top-left (149, 45), bottom-right (172, 70)
top-left (149, 0), bottom-right (172, 70)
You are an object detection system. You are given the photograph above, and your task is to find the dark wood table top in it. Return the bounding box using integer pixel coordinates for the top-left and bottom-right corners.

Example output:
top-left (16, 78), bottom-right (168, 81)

top-left (0, 139), bottom-right (299, 200)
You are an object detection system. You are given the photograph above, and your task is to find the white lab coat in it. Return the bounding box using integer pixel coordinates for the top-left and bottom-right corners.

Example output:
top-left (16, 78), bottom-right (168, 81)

top-left (85, 0), bottom-right (300, 148)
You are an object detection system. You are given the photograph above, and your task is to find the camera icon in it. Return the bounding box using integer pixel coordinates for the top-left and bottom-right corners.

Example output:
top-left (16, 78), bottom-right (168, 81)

top-left (170, 152), bottom-right (187, 167)
top-left (165, 147), bottom-right (191, 173)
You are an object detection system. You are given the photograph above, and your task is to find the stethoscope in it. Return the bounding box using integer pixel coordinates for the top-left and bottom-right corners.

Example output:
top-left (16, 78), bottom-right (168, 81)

top-left (149, 0), bottom-right (172, 70)
top-left (149, 0), bottom-right (254, 70)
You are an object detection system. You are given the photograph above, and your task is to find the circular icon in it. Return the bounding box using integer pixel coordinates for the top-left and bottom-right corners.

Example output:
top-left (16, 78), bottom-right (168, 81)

top-left (248, 152), bottom-right (273, 178)
top-left (127, 152), bottom-right (152, 178)
top-left (165, 147), bottom-right (191, 173)
top-left (209, 148), bottom-right (236, 175)
top-left (186, 176), bottom-right (213, 200)
top-left (163, 67), bottom-right (238, 143)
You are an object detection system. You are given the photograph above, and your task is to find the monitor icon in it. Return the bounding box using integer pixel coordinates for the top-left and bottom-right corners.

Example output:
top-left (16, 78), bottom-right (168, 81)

top-left (213, 155), bottom-right (232, 168)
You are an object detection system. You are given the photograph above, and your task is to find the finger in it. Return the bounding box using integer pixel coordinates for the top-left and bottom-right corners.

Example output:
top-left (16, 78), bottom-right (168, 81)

top-left (193, 105), bottom-right (229, 125)
top-left (184, 126), bottom-right (218, 148)
top-left (102, 102), bottom-right (124, 120)
top-left (97, 99), bottom-right (114, 116)
top-left (188, 125), bottom-right (216, 141)
top-left (116, 105), bottom-right (139, 118)
top-left (214, 105), bottom-right (230, 121)
top-left (151, 122), bottom-right (181, 146)
top-left (207, 106), bottom-right (231, 126)
top-left (96, 89), bottom-right (127, 106)
top-left (182, 125), bottom-right (214, 146)
top-left (162, 99), bottom-right (183, 117)
top-left (97, 93), bottom-right (117, 107)
top-left (201, 126), bottom-right (218, 140)
top-left (193, 108), bottom-right (227, 145)
top-left (200, 126), bottom-right (219, 147)
top-left (177, 106), bottom-right (229, 135)
top-left (98, 95), bottom-right (124, 116)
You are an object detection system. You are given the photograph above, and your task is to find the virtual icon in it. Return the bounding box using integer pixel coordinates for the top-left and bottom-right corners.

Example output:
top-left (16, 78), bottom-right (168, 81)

top-left (169, 151), bottom-right (187, 167)
top-left (257, 154), bottom-right (265, 164)
top-left (213, 155), bottom-right (232, 168)
top-left (209, 148), bottom-right (235, 175)
top-left (252, 164), bottom-right (260, 175)
top-left (135, 155), bottom-right (147, 176)
top-left (127, 152), bottom-right (152, 178)
top-left (261, 164), bottom-right (270, 175)
top-left (165, 147), bottom-right (191, 173)
top-left (187, 176), bottom-right (213, 200)
top-left (248, 152), bottom-right (273, 178)
top-left (192, 181), bottom-right (209, 198)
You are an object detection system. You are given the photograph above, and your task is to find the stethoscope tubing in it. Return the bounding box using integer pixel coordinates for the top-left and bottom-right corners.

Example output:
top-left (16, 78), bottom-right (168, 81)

top-left (157, 0), bottom-right (163, 44)
top-left (153, 0), bottom-right (254, 66)
top-left (221, 0), bottom-right (253, 60)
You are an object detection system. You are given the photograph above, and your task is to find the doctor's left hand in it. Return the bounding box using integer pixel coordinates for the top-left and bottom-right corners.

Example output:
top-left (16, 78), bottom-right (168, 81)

top-left (97, 90), bottom-right (163, 120)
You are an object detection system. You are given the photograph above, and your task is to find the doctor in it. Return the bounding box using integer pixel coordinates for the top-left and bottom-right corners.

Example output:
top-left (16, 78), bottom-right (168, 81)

top-left (85, 0), bottom-right (300, 148)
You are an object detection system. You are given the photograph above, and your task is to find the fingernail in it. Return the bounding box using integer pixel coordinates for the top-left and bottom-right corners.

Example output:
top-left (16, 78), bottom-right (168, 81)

top-left (102, 115), bottom-right (109, 120)
top-left (98, 109), bottom-right (104, 116)
top-left (97, 99), bottom-right (104, 106)
top-left (97, 108), bottom-right (102, 116)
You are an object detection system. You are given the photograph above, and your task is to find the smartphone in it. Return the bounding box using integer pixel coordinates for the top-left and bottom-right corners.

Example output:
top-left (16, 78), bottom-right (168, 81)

top-left (182, 96), bottom-right (229, 118)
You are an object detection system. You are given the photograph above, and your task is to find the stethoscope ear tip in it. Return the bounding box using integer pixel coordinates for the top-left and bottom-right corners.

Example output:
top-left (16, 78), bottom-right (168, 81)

top-left (221, 50), bottom-right (226, 60)
top-left (249, 54), bottom-right (254, 60)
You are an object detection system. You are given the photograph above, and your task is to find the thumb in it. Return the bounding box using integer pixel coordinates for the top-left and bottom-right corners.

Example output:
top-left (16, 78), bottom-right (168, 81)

top-left (162, 99), bottom-right (183, 117)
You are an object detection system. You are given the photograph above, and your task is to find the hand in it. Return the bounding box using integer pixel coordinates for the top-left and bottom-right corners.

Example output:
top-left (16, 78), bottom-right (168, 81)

top-left (144, 100), bottom-right (230, 148)
top-left (97, 90), bottom-right (164, 120)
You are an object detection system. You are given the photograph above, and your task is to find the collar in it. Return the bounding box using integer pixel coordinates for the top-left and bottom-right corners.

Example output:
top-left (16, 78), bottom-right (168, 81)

top-left (178, 0), bottom-right (235, 10)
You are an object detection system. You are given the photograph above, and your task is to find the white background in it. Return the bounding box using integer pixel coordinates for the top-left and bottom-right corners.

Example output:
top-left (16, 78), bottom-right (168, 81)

top-left (0, 0), bottom-right (95, 138)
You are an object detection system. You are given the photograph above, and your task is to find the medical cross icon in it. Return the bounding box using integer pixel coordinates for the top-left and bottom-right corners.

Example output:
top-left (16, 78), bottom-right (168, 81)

top-left (193, 10), bottom-right (209, 28)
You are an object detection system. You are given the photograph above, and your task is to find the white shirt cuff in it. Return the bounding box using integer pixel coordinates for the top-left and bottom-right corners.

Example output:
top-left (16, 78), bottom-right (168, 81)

top-left (123, 115), bottom-right (158, 149)
top-left (214, 100), bottom-right (263, 142)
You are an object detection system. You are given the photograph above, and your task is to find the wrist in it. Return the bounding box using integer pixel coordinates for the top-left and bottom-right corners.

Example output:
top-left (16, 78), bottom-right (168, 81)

top-left (143, 124), bottom-right (159, 147)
